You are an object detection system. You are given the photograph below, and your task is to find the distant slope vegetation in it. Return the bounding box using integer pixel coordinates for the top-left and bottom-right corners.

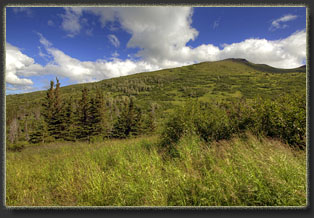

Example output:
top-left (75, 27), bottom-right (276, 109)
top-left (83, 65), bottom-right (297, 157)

top-left (6, 58), bottom-right (306, 125)
top-left (225, 58), bottom-right (306, 73)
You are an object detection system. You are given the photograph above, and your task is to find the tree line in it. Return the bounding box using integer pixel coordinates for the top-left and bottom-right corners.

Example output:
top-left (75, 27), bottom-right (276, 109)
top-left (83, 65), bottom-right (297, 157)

top-left (8, 78), bottom-right (158, 146)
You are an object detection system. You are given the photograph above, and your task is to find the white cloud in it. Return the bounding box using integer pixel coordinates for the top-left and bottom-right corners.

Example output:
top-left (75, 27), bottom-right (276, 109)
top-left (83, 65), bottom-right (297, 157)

top-left (270, 14), bottom-right (297, 31)
top-left (57, 7), bottom-right (305, 69)
top-left (60, 7), bottom-right (83, 37)
top-left (36, 34), bottom-right (160, 83)
top-left (115, 7), bottom-right (199, 67)
top-left (5, 43), bottom-right (44, 87)
top-left (107, 34), bottom-right (120, 48)
top-left (37, 32), bottom-right (52, 47)
top-left (60, 7), bottom-right (116, 37)
top-left (219, 30), bottom-right (306, 68)
top-left (64, 7), bottom-right (198, 68)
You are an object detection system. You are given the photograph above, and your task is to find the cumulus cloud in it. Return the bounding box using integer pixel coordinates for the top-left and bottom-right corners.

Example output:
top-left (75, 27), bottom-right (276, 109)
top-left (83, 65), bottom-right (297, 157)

top-left (115, 7), bottom-right (199, 68)
top-left (31, 34), bottom-right (160, 83)
top-left (6, 43), bottom-right (44, 87)
top-left (107, 34), bottom-right (120, 48)
top-left (61, 7), bottom-right (198, 68)
top-left (74, 7), bottom-right (305, 69)
top-left (270, 14), bottom-right (298, 31)
top-left (219, 30), bottom-right (306, 68)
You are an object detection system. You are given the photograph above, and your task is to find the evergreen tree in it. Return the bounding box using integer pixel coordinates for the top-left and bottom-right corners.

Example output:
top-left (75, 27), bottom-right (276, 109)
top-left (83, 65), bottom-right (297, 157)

top-left (49, 78), bottom-right (64, 139)
top-left (141, 103), bottom-right (157, 134)
top-left (76, 87), bottom-right (92, 141)
top-left (89, 90), bottom-right (108, 138)
top-left (29, 119), bottom-right (48, 144)
top-left (112, 97), bottom-right (142, 138)
top-left (62, 97), bottom-right (76, 141)
top-left (42, 78), bottom-right (65, 140)
top-left (42, 80), bottom-right (55, 137)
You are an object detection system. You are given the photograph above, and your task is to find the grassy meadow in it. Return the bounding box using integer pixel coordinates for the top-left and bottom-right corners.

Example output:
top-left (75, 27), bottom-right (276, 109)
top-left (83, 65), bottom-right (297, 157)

top-left (5, 59), bottom-right (307, 207)
top-left (6, 134), bottom-right (306, 206)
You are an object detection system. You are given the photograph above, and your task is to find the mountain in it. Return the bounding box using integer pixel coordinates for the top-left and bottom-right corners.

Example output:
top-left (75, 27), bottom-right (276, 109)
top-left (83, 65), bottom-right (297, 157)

top-left (6, 59), bottom-right (306, 124)
top-left (224, 58), bottom-right (306, 73)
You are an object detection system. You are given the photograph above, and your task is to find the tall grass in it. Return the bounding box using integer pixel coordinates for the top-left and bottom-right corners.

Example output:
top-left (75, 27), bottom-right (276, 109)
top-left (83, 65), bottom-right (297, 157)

top-left (6, 134), bottom-right (306, 206)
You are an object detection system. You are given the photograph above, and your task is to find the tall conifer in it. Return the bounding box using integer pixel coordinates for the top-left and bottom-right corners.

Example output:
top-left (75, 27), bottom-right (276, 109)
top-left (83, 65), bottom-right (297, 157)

top-left (112, 97), bottom-right (142, 138)
top-left (63, 97), bottom-right (75, 141)
top-left (50, 78), bottom-right (64, 139)
top-left (42, 80), bottom-right (55, 138)
top-left (89, 90), bottom-right (106, 137)
top-left (76, 87), bottom-right (92, 141)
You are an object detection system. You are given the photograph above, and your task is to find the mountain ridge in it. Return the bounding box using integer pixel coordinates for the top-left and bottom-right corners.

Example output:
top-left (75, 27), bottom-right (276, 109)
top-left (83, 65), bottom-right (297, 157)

top-left (221, 58), bottom-right (306, 73)
top-left (6, 58), bottom-right (306, 124)
top-left (7, 59), bottom-right (305, 97)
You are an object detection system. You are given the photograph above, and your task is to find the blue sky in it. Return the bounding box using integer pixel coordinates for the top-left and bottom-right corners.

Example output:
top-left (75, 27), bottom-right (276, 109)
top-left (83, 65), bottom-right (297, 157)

top-left (6, 6), bottom-right (306, 94)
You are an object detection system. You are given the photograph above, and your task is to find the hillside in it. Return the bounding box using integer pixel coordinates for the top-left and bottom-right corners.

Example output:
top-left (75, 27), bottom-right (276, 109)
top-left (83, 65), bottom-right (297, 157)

top-left (6, 58), bottom-right (306, 122)
top-left (5, 58), bottom-right (307, 206)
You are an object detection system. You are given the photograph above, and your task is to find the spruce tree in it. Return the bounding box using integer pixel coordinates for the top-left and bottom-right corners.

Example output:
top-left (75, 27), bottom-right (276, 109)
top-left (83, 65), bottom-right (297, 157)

top-left (89, 90), bottom-right (107, 138)
top-left (112, 97), bottom-right (142, 138)
top-left (42, 78), bottom-right (65, 141)
top-left (62, 97), bottom-right (76, 141)
top-left (42, 80), bottom-right (55, 136)
top-left (141, 103), bottom-right (157, 134)
top-left (50, 78), bottom-right (64, 139)
top-left (76, 87), bottom-right (92, 141)
top-left (29, 119), bottom-right (48, 144)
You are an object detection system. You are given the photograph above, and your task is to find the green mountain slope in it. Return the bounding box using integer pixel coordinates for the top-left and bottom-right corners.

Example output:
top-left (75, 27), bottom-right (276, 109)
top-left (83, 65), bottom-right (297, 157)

top-left (226, 58), bottom-right (306, 73)
top-left (6, 58), bottom-right (306, 124)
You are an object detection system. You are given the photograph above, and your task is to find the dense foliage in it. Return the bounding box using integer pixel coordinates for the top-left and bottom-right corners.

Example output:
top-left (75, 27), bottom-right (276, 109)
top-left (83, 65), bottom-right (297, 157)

top-left (160, 92), bottom-right (306, 152)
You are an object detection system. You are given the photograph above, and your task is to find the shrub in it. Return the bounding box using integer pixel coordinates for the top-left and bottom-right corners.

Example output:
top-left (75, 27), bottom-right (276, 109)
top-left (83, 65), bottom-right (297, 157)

top-left (160, 92), bottom-right (306, 150)
top-left (249, 93), bottom-right (306, 148)
top-left (160, 108), bottom-right (186, 147)
top-left (159, 101), bottom-right (198, 153)
top-left (194, 104), bottom-right (233, 142)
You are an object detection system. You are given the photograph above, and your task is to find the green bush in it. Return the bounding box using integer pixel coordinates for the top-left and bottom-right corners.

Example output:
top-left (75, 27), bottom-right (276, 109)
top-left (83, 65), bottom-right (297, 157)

top-left (249, 93), bottom-right (306, 148)
top-left (194, 104), bottom-right (233, 142)
top-left (160, 108), bottom-right (186, 147)
top-left (160, 93), bottom-right (306, 150)
top-left (159, 101), bottom-right (199, 157)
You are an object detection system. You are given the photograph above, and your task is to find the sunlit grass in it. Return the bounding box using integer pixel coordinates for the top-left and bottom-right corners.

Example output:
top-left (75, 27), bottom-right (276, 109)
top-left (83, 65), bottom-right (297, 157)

top-left (6, 134), bottom-right (306, 207)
